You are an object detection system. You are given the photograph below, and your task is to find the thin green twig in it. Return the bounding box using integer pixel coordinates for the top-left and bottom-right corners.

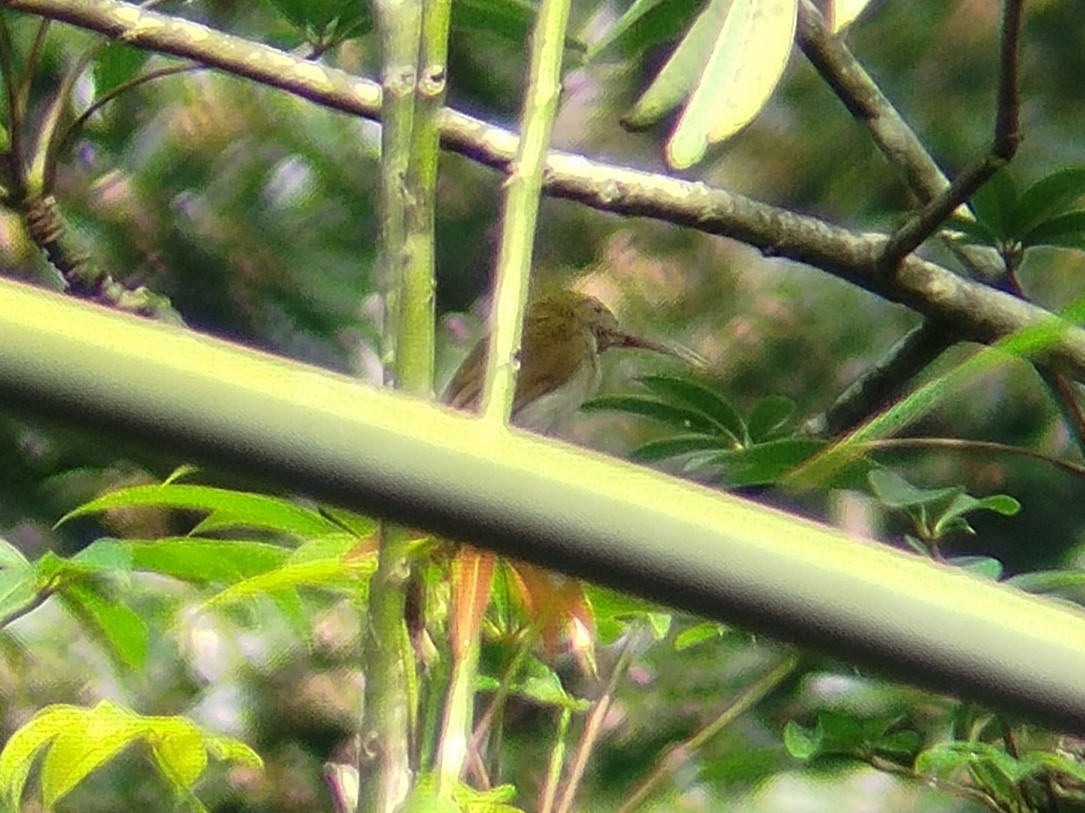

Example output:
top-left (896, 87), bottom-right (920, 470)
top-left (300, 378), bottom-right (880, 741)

top-left (479, 0), bottom-right (573, 426)
top-left (17, 16), bottom-right (49, 115)
top-left (56, 63), bottom-right (204, 161)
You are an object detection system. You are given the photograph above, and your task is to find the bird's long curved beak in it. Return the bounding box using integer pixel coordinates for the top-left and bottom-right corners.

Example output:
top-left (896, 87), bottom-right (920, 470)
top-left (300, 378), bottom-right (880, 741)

top-left (606, 331), bottom-right (711, 371)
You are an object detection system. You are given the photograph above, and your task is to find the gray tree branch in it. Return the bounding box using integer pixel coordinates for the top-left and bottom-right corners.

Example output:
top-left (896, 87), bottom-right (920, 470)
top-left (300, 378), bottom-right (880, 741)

top-left (4, 0), bottom-right (1085, 380)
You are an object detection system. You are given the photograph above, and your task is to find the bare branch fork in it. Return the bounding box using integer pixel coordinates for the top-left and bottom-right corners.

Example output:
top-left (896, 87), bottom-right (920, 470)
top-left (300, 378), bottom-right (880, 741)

top-left (3, 0), bottom-right (1083, 385)
top-left (798, 0), bottom-right (1032, 434)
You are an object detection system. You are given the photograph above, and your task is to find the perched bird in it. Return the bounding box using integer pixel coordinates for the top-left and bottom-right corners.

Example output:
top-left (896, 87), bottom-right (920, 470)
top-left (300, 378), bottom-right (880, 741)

top-left (444, 289), bottom-right (694, 432)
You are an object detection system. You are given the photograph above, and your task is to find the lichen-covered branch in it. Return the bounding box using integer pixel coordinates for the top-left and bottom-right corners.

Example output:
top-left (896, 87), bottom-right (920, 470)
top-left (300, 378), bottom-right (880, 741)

top-left (4, 0), bottom-right (1083, 381)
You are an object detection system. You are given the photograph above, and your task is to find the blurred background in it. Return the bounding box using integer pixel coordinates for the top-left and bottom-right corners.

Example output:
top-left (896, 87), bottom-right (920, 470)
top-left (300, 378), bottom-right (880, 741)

top-left (2, 0), bottom-right (1084, 810)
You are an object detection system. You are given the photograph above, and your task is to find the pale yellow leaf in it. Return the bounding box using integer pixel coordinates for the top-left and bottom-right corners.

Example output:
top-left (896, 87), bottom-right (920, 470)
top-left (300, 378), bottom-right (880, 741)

top-left (668, 0), bottom-right (798, 169)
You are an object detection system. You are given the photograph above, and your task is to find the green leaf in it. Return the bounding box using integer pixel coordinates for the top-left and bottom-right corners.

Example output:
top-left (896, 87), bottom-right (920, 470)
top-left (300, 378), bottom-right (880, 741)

top-left (969, 494), bottom-right (1020, 516)
top-left (150, 719), bottom-right (208, 791)
top-left (783, 720), bottom-right (822, 760)
top-left (746, 395), bottom-right (796, 442)
top-left (59, 581), bottom-right (148, 670)
top-left (0, 540), bottom-right (39, 628)
top-left (204, 734), bottom-right (263, 768)
top-left (637, 375), bottom-right (747, 440)
top-left (815, 710), bottom-right (867, 753)
top-left (867, 469), bottom-right (962, 510)
top-left (969, 168), bottom-right (1019, 241)
top-left (402, 775), bottom-right (462, 813)
top-left (585, 584), bottom-right (668, 643)
top-left (91, 42), bottom-right (149, 99)
top-left (0, 537), bottom-right (29, 569)
top-left (60, 484), bottom-right (336, 538)
top-left (673, 620), bottom-right (726, 650)
top-left (453, 0), bottom-right (585, 54)
top-left (943, 555), bottom-right (1003, 580)
top-left (125, 539), bottom-right (290, 584)
top-left (0, 569), bottom-right (39, 628)
top-left (1017, 749), bottom-right (1085, 785)
top-left (916, 741), bottom-right (1022, 782)
top-left (589, 0), bottom-right (707, 61)
top-left (697, 438), bottom-right (835, 487)
top-left (262, 0), bottom-right (370, 38)
top-left (875, 729), bottom-right (920, 757)
top-left (645, 611), bottom-right (673, 640)
top-left (630, 433), bottom-right (735, 462)
top-left (318, 506), bottom-right (378, 537)
top-left (40, 702), bottom-right (146, 809)
top-left (452, 780), bottom-right (523, 813)
top-left (289, 533), bottom-right (362, 563)
top-left (1013, 167), bottom-right (1085, 235)
top-left (1005, 569), bottom-right (1085, 594)
top-left (202, 555), bottom-right (376, 609)
top-left (0, 702), bottom-right (261, 811)
top-left (0, 705), bottom-right (82, 808)
top-left (932, 492), bottom-right (1019, 539)
top-left (1021, 209), bottom-right (1085, 249)
top-left (585, 584), bottom-right (665, 621)
top-left (516, 669), bottom-right (572, 707)
top-left (902, 534), bottom-right (929, 556)
top-left (581, 394), bottom-right (724, 435)
top-left (72, 538), bottom-right (133, 573)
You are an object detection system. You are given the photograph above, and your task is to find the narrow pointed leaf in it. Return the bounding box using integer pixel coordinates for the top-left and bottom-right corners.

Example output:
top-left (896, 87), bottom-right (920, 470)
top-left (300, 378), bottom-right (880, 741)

top-left (202, 557), bottom-right (374, 609)
top-left (668, 0), bottom-right (798, 168)
top-left (71, 539), bottom-right (132, 573)
top-left (698, 438), bottom-right (841, 487)
top-left (60, 484), bottom-right (336, 538)
top-left (60, 582), bottom-right (149, 670)
top-left (630, 433), bottom-right (734, 461)
top-left (450, 545), bottom-right (496, 659)
top-left (582, 394), bottom-right (723, 435)
top-left (621, 0), bottom-right (732, 130)
top-left (637, 375), bottom-right (747, 440)
top-left (673, 620), bottom-right (726, 650)
top-left (867, 469), bottom-right (961, 509)
top-left (124, 539), bottom-right (289, 584)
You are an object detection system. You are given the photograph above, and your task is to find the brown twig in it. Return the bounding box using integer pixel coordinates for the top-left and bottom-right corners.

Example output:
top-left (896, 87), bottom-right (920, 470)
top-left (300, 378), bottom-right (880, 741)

top-left (868, 753), bottom-right (1005, 813)
top-left (861, 437), bottom-right (1085, 481)
top-left (616, 653), bottom-right (799, 813)
top-left (552, 634), bottom-right (639, 813)
top-left (797, 0), bottom-right (1034, 436)
top-left (880, 0), bottom-right (1023, 266)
